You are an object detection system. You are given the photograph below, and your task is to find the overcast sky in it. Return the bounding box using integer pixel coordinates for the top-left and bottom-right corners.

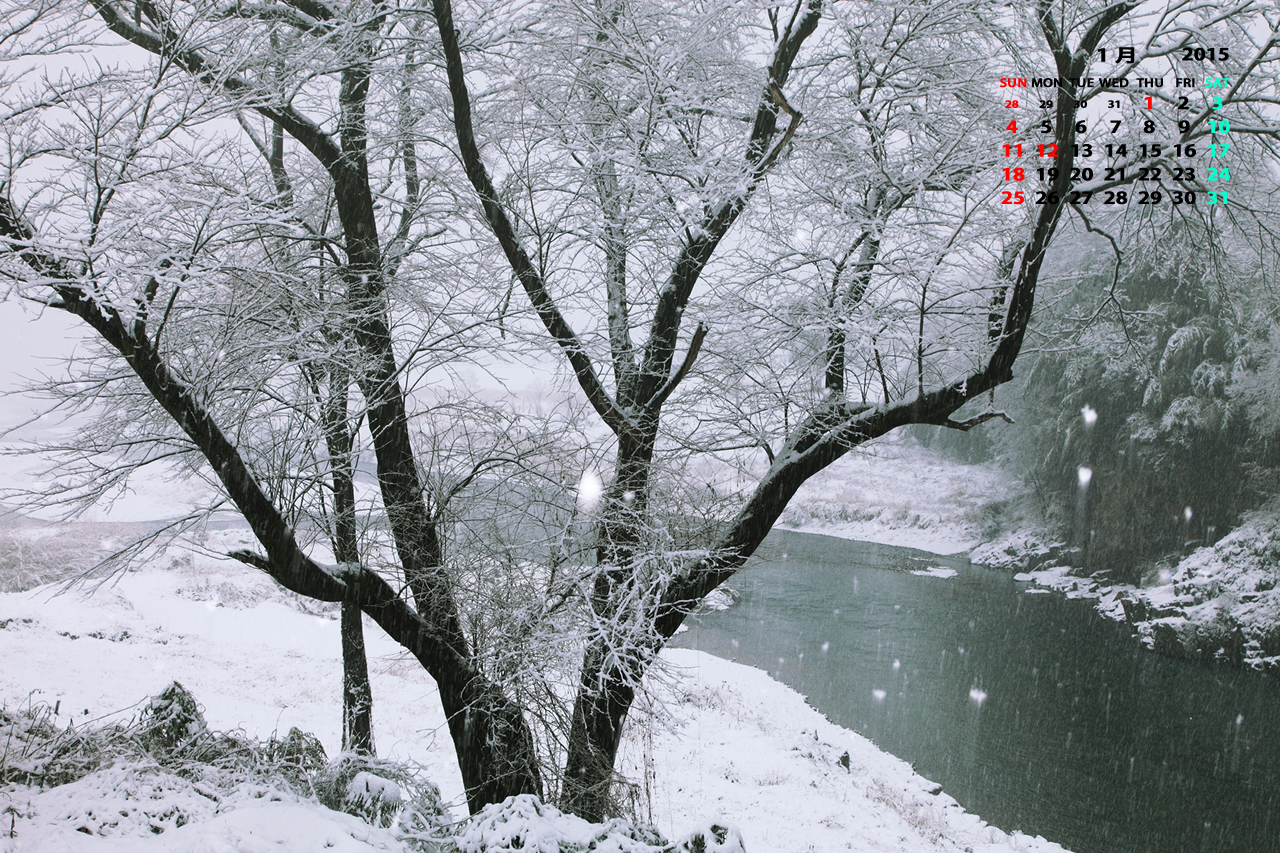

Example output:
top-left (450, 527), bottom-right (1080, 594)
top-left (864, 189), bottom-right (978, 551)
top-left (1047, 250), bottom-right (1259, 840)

top-left (0, 297), bottom-right (86, 438)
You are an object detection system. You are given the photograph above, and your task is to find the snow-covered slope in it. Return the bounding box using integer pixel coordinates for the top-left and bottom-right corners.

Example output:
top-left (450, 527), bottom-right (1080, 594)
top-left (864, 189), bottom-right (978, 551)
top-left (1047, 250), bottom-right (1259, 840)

top-left (777, 435), bottom-right (1028, 556)
top-left (0, 543), bottom-right (1069, 852)
top-left (628, 650), bottom-right (1065, 853)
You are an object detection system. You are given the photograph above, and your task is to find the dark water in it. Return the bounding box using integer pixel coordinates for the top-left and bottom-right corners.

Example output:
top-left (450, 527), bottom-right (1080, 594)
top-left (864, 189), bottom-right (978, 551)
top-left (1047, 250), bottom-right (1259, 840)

top-left (672, 529), bottom-right (1280, 853)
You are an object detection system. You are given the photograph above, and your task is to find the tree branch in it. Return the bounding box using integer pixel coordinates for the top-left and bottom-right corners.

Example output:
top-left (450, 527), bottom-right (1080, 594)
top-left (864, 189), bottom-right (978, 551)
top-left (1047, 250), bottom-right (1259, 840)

top-left (88, 0), bottom-right (343, 172)
top-left (939, 411), bottom-right (1014, 431)
top-left (635, 0), bottom-right (821, 408)
top-left (428, 0), bottom-right (631, 438)
top-left (652, 0), bottom-right (1145, 643)
top-left (1077, 2), bottom-right (1141, 60)
top-left (217, 2), bottom-right (333, 35)
top-left (0, 193), bottom-right (486, 681)
top-left (277, 0), bottom-right (336, 22)
top-left (645, 322), bottom-right (706, 414)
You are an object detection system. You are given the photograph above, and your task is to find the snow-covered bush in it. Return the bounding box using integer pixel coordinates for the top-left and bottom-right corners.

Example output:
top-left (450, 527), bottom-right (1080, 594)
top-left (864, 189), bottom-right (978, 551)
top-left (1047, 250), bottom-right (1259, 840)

top-left (0, 683), bottom-right (465, 848)
top-left (138, 681), bottom-right (209, 756)
top-left (17, 762), bottom-right (224, 837)
top-left (313, 751), bottom-right (448, 840)
top-left (673, 823), bottom-right (747, 853)
top-left (0, 683), bottom-right (327, 840)
top-left (315, 756), bottom-right (405, 829)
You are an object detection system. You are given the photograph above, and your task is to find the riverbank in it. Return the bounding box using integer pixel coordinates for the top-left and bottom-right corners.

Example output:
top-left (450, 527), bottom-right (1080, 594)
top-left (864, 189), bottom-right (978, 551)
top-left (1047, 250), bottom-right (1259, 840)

top-left (971, 507), bottom-right (1280, 674)
top-left (0, 534), bottom-right (1069, 852)
top-left (782, 436), bottom-right (1280, 677)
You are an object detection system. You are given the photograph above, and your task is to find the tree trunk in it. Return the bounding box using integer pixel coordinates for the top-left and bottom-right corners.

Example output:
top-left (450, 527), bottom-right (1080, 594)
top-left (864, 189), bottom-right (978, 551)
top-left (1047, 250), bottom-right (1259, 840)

top-left (559, 425), bottom-right (838, 821)
top-left (322, 365), bottom-right (377, 756)
top-left (340, 600), bottom-right (375, 754)
top-left (825, 235), bottom-right (879, 395)
top-left (824, 323), bottom-right (846, 394)
top-left (561, 643), bottom-right (638, 821)
top-left (560, 426), bottom-right (656, 819)
top-left (437, 674), bottom-right (546, 813)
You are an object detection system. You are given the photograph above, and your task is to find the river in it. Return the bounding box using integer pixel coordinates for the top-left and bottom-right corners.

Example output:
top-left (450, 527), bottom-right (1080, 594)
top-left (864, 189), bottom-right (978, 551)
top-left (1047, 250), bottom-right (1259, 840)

top-left (671, 528), bottom-right (1280, 853)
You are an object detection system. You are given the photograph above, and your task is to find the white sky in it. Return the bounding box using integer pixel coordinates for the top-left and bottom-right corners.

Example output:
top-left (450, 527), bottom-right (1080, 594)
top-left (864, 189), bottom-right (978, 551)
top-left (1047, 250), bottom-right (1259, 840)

top-left (0, 297), bottom-right (88, 437)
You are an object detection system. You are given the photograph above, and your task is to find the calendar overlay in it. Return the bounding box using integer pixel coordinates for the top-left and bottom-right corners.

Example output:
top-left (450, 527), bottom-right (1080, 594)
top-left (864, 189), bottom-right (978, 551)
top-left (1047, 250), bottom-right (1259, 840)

top-left (999, 46), bottom-right (1232, 209)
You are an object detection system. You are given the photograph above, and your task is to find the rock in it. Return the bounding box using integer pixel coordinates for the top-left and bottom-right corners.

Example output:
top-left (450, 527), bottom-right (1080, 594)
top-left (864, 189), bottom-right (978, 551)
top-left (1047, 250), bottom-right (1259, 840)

top-left (1149, 619), bottom-right (1192, 657)
top-left (1145, 615), bottom-right (1246, 666)
top-left (1120, 595), bottom-right (1148, 624)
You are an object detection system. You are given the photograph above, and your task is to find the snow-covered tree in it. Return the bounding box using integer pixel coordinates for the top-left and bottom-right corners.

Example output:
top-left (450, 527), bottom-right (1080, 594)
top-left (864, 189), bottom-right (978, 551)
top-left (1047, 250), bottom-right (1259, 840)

top-left (3, 0), bottom-right (1278, 823)
top-left (0, 0), bottom-right (548, 811)
top-left (428, 0), bottom-right (1280, 818)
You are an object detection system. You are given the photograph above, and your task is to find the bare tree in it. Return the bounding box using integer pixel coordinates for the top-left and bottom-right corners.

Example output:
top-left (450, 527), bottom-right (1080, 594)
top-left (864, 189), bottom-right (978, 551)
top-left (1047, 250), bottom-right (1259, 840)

top-left (4, 0), bottom-right (1277, 824)
top-left (422, 0), bottom-right (1280, 819)
top-left (0, 0), bottom-right (544, 810)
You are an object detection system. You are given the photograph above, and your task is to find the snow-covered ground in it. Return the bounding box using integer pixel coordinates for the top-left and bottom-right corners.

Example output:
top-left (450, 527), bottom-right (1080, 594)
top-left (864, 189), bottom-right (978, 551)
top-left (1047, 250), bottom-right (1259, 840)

top-left (777, 435), bottom-right (1029, 556)
top-left (0, 420), bottom-right (1073, 851)
top-left (0, 535), bottom-right (1068, 852)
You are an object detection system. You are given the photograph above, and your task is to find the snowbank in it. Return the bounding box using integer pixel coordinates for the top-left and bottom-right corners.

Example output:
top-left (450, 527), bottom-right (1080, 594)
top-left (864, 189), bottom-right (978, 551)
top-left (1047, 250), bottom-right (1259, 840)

top-left (12, 801), bottom-right (409, 853)
top-left (968, 530), bottom-right (1064, 573)
top-left (628, 649), bottom-right (1067, 853)
top-left (0, 539), bottom-right (1070, 852)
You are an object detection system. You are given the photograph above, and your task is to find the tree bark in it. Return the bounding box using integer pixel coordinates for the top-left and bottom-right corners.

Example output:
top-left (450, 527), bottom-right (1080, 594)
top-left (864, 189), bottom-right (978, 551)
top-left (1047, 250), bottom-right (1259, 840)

top-left (340, 601), bottom-right (375, 754)
top-left (560, 641), bottom-right (638, 821)
top-left (825, 234), bottom-right (880, 395)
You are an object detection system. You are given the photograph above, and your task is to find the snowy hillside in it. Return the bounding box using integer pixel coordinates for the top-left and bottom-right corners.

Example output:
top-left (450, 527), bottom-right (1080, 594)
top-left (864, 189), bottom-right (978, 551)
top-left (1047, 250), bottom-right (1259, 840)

top-left (777, 434), bottom-right (1029, 556)
top-left (0, 538), bottom-right (1068, 852)
top-left (1123, 507), bottom-right (1280, 672)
